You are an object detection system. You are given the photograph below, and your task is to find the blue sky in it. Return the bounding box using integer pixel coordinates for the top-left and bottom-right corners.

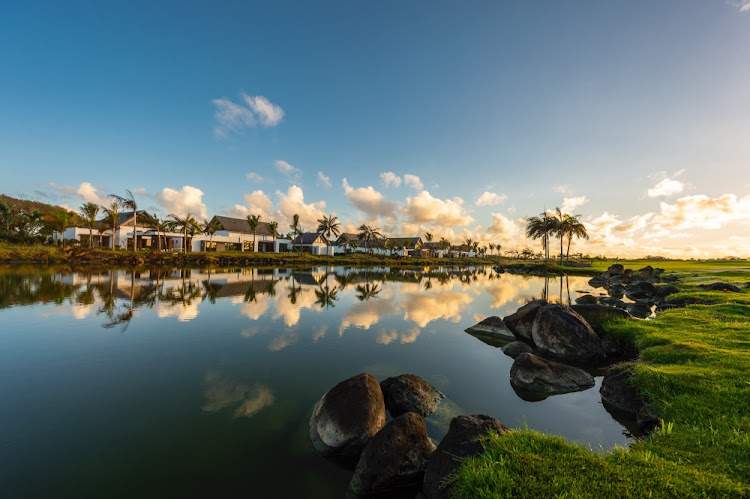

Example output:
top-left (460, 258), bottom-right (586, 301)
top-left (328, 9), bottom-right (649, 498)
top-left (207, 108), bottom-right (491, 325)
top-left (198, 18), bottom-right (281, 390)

top-left (2, 1), bottom-right (750, 257)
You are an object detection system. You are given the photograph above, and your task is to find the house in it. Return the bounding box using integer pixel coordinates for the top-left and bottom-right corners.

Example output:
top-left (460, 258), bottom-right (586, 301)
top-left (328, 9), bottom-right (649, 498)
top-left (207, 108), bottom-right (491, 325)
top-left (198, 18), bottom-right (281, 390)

top-left (334, 233), bottom-right (362, 254)
top-left (61, 210), bottom-right (163, 250)
top-left (386, 236), bottom-right (424, 257)
top-left (422, 241), bottom-right (447, 258)
top-left (292, 232), bottom-right (333, 255)
top-left (194, 215), bottom-right (291, 253)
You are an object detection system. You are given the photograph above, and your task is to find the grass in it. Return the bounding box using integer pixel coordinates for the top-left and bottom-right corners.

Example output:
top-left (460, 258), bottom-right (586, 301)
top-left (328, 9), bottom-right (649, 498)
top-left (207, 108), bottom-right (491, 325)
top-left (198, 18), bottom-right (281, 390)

top-left (451, 271), bottom-right (750, 497)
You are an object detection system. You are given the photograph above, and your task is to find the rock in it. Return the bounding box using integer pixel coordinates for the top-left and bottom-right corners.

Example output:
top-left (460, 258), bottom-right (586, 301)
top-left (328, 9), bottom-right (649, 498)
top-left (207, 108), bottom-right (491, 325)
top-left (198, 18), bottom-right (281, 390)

top-left (350, 412), bottom-right (436, 496)
top-left (638, 266), bottom-right (654, 277)
top-left (623, 269), bottom-right (633, 279)
top-left (614, 300), bottom-right (628, 310)
top-left (465, 316), bottom-right (516, 342)
top-left (510, 353), bottom-right (595, 393)
top-left (606, 264), bottom-right (625, 277)
top-left (570, 304), bottom-right (634, 335)
top-left (637, 405), bottom-right (660, 433)
top-left (575, 294), bottom-right (598, 305)
top-left (701, 282), bottom-right (742, 293)
top-left (608, 284), bottom-right (626, 299)
top-left (654, 285), bottom-right (680, 302)
top-left (502, 341), bottom-right (534, 358)
top-left (625, 281), bottom-right (657, 300)
top-left (423, 415), bottom-right (508, 499)
top-left (531, 304), bottom-right (605, 364)
top-left (380, 374), bottom-right (445, 418)
top-left (503, 299), bottom-right (547, 342)
top-left (600, 366), bottom-right (644, 415)
top-left (601, 334), bottom-right (638, 360)
top-left (588, 276), bottom-right (608, 288)
top-left (627, 302), bottom-right (653, 319)
top-left (309, 373), bottom-right (386, 456)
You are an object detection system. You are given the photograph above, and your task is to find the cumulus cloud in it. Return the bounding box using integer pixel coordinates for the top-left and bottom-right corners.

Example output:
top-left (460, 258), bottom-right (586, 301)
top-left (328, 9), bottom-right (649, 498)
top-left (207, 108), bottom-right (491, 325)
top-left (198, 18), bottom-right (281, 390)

top-left (562, 196), bottom-right (588, 213)
top-left (246, 172), bottom-right (263, 183)
top-left (232, 190), bottom-right (274, 220)
top-left (276, 185), bottom-right (327, 229)
top-left (211, 92), bottom-right (284, 137)
top-left (485, 213), bottom-right (522, 242)
top-left (403, 191), bottom-right (474, 227)
top-left (648, 171), bottom-right (685, 198)
top-left (651, 194), bottom-right (750, 230)
top-left (155, 185), bottom-right (208, 219)
top-left (275, 160), bottom-right (302, 182)
top-left (380, 172), bottom-right (402, 188)
top-left (404, 174), bottom-right (423, 190)
top-left (475, 191), bottom-right (507, 207)
top-left (317, 171), bottom-right (332, 188)
top-left (342, 179), bottom-right (397, 218)
top-left (46, 181), bottom-right (111, 206)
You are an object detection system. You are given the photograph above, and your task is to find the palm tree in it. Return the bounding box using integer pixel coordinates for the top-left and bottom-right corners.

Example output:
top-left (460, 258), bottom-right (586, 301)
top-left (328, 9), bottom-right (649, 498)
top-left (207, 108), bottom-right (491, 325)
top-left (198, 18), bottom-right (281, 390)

top-left (246, 214), bottom-right (261, 252)
top-left (314, 283), bottom-right (338, 309)
top-left (267, 221), bottom-right (278, 252)
top-left (101, 201), bottom-right (124, 250)
top-left (290, 214), bottom-right (302, 252)
top-left (525, 211), bottom-right (557, 264)
top-left (495, 243), bottom-right (502, 257)
top-left (355, 283), bottom-right (380, 301)
top-left (140, 212), bottom-right (168, 251)
top-left (79, 202), bottom-right (99, 248)
top-left (488, 242), bottom-right (495, 256)
top-left (42, 210), bottom-right (77, 246)
top-left (358, 224), bottom-right (383, 254)
top-left (347, 238), bottom-right (359, 254)
top-left (166, 213), bottom-right (201, 253)
top-left (109, 190), bottom-right (138, 252)
top-left (316, 214), bottom-right (341, 256)
top-left (425, 232), bottom-right (433, 257)
top-left (563, 215), bottom-right (589, 263)
top-left (439, 237), bottom-right (451, 257)
top-left (203, 218), bottom-right (221, 249)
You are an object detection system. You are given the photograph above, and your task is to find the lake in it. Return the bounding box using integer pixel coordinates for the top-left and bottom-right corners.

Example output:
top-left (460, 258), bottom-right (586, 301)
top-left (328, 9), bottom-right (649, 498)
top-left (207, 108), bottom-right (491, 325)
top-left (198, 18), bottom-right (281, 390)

top-left (0, 265), bottom-right (634, 497)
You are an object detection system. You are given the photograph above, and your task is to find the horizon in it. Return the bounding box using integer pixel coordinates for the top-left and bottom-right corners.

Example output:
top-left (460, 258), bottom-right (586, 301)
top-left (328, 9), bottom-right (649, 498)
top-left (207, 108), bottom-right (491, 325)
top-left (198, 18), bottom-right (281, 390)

top-left (2, 1), bottom-right (749, 259)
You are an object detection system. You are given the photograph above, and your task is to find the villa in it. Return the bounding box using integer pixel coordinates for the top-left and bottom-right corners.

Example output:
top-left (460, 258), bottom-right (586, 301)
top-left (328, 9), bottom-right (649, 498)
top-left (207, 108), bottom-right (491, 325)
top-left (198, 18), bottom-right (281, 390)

top-left (292, 232), bottom-right (334, 255)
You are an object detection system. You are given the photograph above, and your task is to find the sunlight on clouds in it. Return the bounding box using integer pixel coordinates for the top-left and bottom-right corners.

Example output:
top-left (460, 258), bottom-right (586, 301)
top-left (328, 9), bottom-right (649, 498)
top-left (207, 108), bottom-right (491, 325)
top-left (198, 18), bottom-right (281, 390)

top-left (404, 174), bottom-right (423, 190)
top-left (156, 185), bottom-right (208, 219)
top-left (652, 194), bottom-right (750, 230)
top-left (275, 160), bottom-right (302, 182)
top-left (157, 300), bottom-right (200, 322)
top-left (380, 172), bottom-right (402, 188)
top-left (269, 331), bottom-right (298, 352)
top-left (342, 178), bottom-right (397, 218)
top-left (317, 171), bottom-right (332, 188)
top-left (404, 191), bottom-right (474, 227)
top-left (475, 192), bottom-right (507, 207)
top-left (648, 178), bottom-right (685, 198)
top-left (232, 190), bottom-right (273, 220)
top-left (376, 330), bottom-right (398, 345)
top-left (562, 196), bottom-right (588, 213)
top-left (244, 95), bottom-right (284, 127)
top-left (276, 185), bottom-right (327, 229)
top-left (246, 172), bottom-right (263, 183)
top-left (212, 92), bottom-right (284, 137)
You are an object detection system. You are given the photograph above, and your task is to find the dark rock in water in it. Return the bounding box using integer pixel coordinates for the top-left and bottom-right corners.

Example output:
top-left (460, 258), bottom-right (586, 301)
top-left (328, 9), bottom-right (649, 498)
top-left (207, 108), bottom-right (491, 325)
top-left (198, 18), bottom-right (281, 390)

top-left (601, 334), bottom-right (638, 361)
top-left (606, 264), bottom-right (625, 277)
top-left (510, 353), bottom-right (595, 393)
top-left (637, 405), bottom-right (660, 434)
top-left (627, 302), bottom-right (653, 319)
top-left (623, 269), bottom-right (633, 279)
top-left (503, 299), bottom-right (547, 343)
top-left (600, 366), bottom-right (644, 415)
top-left (570, 304), bottom-right (634, 336)
top-left (350, 412), bottom-right (436, 496)
top-left (599, 296), bottom-right (620, 306)
top-left (588, 275), bottom-right (608, 288)
top-left (502, 341), bottom-right (534, 359)
top-left (465, 316), bottom-right (516, 342)
top-left (380, 374), bottom-right (444, 418)
top-left (700, 282), bottom-right (742, 293)
top-left (654, 285), bottom-right (680, 302)
top-left (575, 294), bottom-right (598, 305)
top-left (310, 373), bottom-right (386, 456)
top-left (608, 284), bottom-right (626, 299)
top-left (531, 304), bottom-right (605, 364)
top-left (614, 300), bottom-right (628, 310)
top-left (423, 415), bottom-right (507, 499)
top-left (638, 265), bottom-right (654, 277)
top-left (625, 281), bottom-right (657, 300)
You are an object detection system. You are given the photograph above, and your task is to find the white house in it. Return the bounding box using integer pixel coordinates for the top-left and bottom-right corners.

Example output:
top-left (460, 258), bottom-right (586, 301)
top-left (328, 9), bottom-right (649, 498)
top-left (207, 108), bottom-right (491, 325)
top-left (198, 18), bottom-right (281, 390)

top-left (292, 232), bottom-right (334, 255)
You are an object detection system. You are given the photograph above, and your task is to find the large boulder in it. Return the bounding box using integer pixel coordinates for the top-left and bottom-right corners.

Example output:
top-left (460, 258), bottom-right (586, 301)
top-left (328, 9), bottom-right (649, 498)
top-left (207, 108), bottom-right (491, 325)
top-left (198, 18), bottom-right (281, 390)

top-left (531, 304), bottom-right (605, 364)
top-left (588, 275), bottom-right (608, 288)
top-left (503, 299), bottom-right (547, 342)
top-left (380, 374), bottom-right (444, 418)
top-left (606, 264), bottom-right (625, 277)
top-left (575, 294), bottom-right (599, 305)
top-left (600, 366), bottom-right (644, 415)
top-left (502, 341), bottom-right (534, 359)
top-left (510, 353), bottom-right (595, 393)
top-left (570, 304), bottom-right (634, 335)
top-left (350, 412), bottom-right (436, 496)
top-left (701, 282), bottom-right (742, 293)
top-left (638, 265), bottom-right (654, 277)
top-left (423, 415), bottom-right (508, 499)
top-left (627, 302), bottom-right (653, 319)
top-left (465, 316), bottom-right (516, 342)
top-left (654, 285), bottom-right (680, 302)
top-left (625, 281), bottom-right (657, 301)
top-left (309, 373), bottom-right (386, 456)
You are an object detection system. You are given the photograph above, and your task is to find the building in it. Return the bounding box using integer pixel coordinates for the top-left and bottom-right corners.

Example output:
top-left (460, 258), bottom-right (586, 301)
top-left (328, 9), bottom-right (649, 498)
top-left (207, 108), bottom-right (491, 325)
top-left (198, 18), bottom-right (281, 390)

top-left (292, 232), bottom-right (333, 255)
top-left (200, 215), bottom-right (290, 253)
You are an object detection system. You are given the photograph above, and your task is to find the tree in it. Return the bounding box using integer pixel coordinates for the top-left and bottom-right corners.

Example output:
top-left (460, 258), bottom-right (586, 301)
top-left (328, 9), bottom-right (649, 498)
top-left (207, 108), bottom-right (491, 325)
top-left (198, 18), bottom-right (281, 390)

top-left (290, 214), bottom-right (302, 252)
top-left (316, 214), bottom-right (341, 256)
top-left (109, 190), bottom-right (138, 252)
top-left (79, 202), bottom-right (99, 248)
top-left (562, 215), bottom-right (589, 262)
top-left (525, 211), bottom-right (557, 264)
top-left (347, 238), bottom-right (359, 253)
top-left (203, 218), bottom-right (221, 248)
top-left (101, 201), bottom-right (122, 250)
top-left (166, 213), bottom-right (201, 253)
top-left (42, 210), bottom-right (76, 246)
top-left (140, 212), bottom-right (168, 251)
top-left (0, 198), bottom-right (14, 235)
top-left (358, 224), bottom-right (383, 254)
top-left (267, 221), bottom-right (278, 252)
top-left (425, 232), bottom-right (433, 257)
top-left (488, 242), bottom-right (495, 256)
top-left (247, 214), bottom-right (261, 252)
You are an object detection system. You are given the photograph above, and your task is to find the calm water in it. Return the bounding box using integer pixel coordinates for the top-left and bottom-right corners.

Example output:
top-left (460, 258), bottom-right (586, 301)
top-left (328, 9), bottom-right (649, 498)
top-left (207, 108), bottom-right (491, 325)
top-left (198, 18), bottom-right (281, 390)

top-left (0, 265), bottom-right (633, 498)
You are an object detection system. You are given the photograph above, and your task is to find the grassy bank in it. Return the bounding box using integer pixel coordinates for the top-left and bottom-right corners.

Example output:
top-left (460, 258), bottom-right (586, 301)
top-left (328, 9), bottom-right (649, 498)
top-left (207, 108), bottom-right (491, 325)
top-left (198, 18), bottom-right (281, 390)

top-left (451, 273), bottom-right (750, 497)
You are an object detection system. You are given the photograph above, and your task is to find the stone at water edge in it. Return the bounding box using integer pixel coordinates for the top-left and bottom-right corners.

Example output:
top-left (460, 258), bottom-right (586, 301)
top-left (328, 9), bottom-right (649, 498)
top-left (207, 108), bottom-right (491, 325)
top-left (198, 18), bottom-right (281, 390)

top-left (654, 285), bottom-right (680, 302)
top-left (350, 412), bottom-right (436, 496)
top-left (503, 299), bottom-right (547, 343)
top-left (423, 415), bottom-right (508, 499)
top-left (464, 316), bottom-right (516, 342)
top-left (309, 373), bottom-right (386, 456)
top-left (575, 294), bottom-right (599, 305)
top-left (510, 352), bottom-right (595, 393)
top-left (600, 365), bottom-right (644, 415)
top-left (380, 374), bottom-right (445, 418)
top-left (502, 341), bottom-right (534, 359)
top-left (570, 303), bottom-right (634, 336)
top-left (531, 304), bottom-right (605, 364)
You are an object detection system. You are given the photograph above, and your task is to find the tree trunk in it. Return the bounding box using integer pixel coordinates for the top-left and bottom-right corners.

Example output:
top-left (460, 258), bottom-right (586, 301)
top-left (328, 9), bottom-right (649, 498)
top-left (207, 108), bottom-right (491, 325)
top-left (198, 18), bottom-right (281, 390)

top-left (133, 214), bottom-right (137, 253)
top-left (560, 233), bottom-right (564, 266)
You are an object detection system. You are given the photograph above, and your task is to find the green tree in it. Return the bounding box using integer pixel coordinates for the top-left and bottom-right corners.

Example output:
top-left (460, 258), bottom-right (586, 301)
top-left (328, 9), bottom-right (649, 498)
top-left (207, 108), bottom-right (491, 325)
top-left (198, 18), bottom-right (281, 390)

top-left (203, 218), bottom-right (221, 247)
top-left (166, 213), bottom-right (201, 253)
top-left (42, 210), bottom-right (77, 246)
top-left (357, 224), bottom-right (383, 255)
top-left (140, 212), bottom-right (168, 251)
top-left (316, 214), bottom-right (341, 256)
top-left (0, 198), bottom-right (14, 235)
top-left (109, 190), bottom-right (138, 252)
top-left (101, 201), bottom-right (122, 250)
top-left (247, 214), bottom-right (261, 252)
top-left (79, 202), bottom-right (99, 248)
top-left (267, 221), bottom-right (278, 252)
top-left (290, 214), bottom-right (302, 252)
top-left (562, 214), bottom-right (589, 262)
top-left (525, 211), bottom-right (557, 264)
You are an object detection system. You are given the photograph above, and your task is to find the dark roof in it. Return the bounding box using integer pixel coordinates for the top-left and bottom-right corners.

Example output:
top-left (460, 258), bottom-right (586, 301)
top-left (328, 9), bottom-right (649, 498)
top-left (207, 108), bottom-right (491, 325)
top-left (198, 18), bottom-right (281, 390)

top-left (387, 237), bottom-right (422, 249)
top-left (87, 210), bottom-right (150, 229)
top-left (335, 233), bottom-right (361, 244)
top-left (292, 232), bottom-right (329, 245)
top-left (212, 215), bottom-right (278, 236)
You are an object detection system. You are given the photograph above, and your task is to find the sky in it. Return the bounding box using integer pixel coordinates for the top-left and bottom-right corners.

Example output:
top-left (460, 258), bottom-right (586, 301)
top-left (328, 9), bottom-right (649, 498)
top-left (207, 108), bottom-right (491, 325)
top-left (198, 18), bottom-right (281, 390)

top-left (1, 1), bottom-right (750, 258)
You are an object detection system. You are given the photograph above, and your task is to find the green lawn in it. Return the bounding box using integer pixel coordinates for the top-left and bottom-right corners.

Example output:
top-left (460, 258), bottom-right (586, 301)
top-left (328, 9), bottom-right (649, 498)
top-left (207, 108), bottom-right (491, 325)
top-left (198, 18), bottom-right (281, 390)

top-left (451, 271), bottom-right (750, 498)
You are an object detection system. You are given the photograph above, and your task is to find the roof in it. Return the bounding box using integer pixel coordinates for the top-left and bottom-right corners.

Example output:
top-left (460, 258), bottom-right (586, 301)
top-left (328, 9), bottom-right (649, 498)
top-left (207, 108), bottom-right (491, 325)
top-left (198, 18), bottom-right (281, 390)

top-left (293, 232), bottom-right (330, 245)
top-left (212, 215), bottom-right (278, 236)
top-left (335, 233), bottom-right (361, 244)
top-left (85, 210), bottom-right (150, 229)
top-left (387, 237), bottom-right (423, 249)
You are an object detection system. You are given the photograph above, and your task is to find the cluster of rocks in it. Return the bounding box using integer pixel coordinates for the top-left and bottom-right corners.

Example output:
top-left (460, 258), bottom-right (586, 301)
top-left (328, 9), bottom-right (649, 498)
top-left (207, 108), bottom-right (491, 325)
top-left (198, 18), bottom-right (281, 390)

top-left (310, 373), bottom-right (507, 497)
top-left (493, 264), bottom-right (564, 276)
top-left (580, 264), bottom-right (682, 317)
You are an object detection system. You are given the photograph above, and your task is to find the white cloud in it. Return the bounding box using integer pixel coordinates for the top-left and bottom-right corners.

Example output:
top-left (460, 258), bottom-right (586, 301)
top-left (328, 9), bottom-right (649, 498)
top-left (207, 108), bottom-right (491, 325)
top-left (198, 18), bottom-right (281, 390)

top-left (155, 185), bottom-right (208, 220)
top-left (276, 185), bottom-right (327, 229)
top-left (475, 191), bottom-right (507, 207)
top-left (232, 190), bottom-right (274, 221)
top-left (342, 178), bottom-right (397, 218)
top-left (562, 196), bottom-right (588, 213)
top-left (380, 172), bottom-right (402, 188)
top-left (275, 160), bottom-right (302, 182)
top-left (485, 213), bottom-right (522, 243)
top-left (651, 194), bottom-right (750, 230)
top-left (404, 174), bottom-right (423, 190)
top-left (733, 1), bottom-right (750, 12)
top-left (647, 171), bottom-right (686, 198)
top-left (553, 185), bottom-right (568, 194)
top-left (403, 191), bottom-right (474, 227)
top-left (243, 95), bottom-right (284, 127)
top-left (317, 171), bottom-right (332, 188)
top-left (246, 172), bottom-right (263, 183)
top-left (211, 92), bottom-right (284, 137)
top-left (46, 181), bottom-right (110, 206)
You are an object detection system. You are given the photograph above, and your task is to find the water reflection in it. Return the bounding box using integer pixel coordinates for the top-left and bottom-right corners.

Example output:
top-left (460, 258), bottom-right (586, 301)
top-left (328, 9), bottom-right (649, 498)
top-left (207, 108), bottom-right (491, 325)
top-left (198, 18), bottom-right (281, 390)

top-left (202, 371), bottom-right (275, 418)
